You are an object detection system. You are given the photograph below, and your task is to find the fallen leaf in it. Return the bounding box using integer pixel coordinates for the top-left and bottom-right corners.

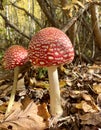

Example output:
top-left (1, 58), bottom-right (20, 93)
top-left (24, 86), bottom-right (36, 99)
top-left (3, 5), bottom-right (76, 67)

top-left (7, 101), bottom-right (22, 114)
top-left (75, 100), bottom-right (99, 113)
top-left (69, 90), bottom-right (88, 98)
top-left (97, 94), bottom-right (101, 108)
top-left (80, 112), bottom-right (101, 127)
top-left (36, 81), bottom-right (49, 88)
top-left (82, 101), bottom-right (98, 113)
top-left (82, 93), bottom-right (93, 101)
top-left (21, 95), bottom-right (32, 110)
top-left (69, 90), bottom-right (81, 98)
top-left (0, 102), bottom-right (7, 113)
top-left (0, 113), bottom-right (4, 121)
top-left (59, 80), bottom-right (66, 88)
top-left (17, 77), bottom-right (25, 91)
top-left (93, 84), bottom-right (101, 94)
top-left (0, 101), bottom-right (48, 130)
top-left (38, 103), bottom-right (50, 121)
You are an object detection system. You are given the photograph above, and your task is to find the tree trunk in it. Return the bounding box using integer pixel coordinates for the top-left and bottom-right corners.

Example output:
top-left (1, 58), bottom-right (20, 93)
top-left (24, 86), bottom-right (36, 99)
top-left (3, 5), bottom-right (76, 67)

top-left (5, 1), bottom-right (10, 39)
top-left (90, 4), bottom-right (101, 49)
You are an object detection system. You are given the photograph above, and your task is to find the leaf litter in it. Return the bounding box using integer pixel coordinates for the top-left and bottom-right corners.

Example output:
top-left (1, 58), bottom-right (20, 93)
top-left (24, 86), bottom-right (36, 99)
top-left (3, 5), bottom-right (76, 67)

top-left (0, 97), bottom-right (49, 130)
top-left (0, 63), bottom-right (101, 129)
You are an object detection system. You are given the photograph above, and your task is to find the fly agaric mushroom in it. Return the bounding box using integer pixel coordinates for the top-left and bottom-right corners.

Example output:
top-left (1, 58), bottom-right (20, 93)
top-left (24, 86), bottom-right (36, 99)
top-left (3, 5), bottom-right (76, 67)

top-left (3, 45), bottom-right (28, 115)
top-left (28, 27), bottom-right (74, 116)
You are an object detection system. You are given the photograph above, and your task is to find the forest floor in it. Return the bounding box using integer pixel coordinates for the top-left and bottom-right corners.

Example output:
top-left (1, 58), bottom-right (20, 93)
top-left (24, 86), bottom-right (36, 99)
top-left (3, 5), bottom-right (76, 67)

top-left (0, 61), bottom-right (101, 130)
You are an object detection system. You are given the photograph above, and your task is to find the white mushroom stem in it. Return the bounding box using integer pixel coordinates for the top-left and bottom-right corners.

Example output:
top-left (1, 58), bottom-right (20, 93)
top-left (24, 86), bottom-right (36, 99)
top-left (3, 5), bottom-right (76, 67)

top-left (5, 66), bottom-right (19, 116)
top-left (47, 66), bottom-right (63, 116)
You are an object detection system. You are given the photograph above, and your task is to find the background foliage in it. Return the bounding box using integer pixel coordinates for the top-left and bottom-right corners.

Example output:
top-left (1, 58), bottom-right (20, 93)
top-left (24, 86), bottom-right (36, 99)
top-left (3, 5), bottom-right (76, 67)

top-left (0, 0), bottom-right (101, 63)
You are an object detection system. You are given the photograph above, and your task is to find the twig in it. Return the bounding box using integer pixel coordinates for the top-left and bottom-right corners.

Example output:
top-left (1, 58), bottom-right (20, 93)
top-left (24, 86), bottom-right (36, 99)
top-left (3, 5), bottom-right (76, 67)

top-left (93, 73), bottom-right (101, 79)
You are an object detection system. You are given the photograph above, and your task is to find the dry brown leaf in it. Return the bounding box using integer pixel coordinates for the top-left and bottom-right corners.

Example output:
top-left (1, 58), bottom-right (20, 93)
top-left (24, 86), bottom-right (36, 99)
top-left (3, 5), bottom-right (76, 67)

top-left (21, 95), bottom-right (32, 110)
top-left (82, 93), bottom-right (93, 101)
top-left (9, 102), bottom-right (22, 114)
top-left (69, 90), bottom-right (88, 98)
top-left (80, 112), bottom-right (101, 127)
top-left (93, 84), bottom-right (101, 94)
top-left (82, 101), bottom-right (98, 113)
top-left (66, 77), bottom-right (73, 87)
top-left (69, 90), bottom-right (81, 98)
top-left (75, 100), bottom-right (99, 113)
top-left (0, 102), bottom-right (7, 113)
top-left (0, 101), bottom-right (48, 130)
top-left (36, 81), bottom-right (49, 88)
top-left (59, 80), bottom-right (66, 88)
top-left (97, 94), bottom-right (101, 108)
top-left (38, 103), bottom-right (50, 120)
top-left (0, 113), bottom-right (4, 121)
top-left (17, 77), bottom-right (25, 91)
top-left (35, 80), bottom-right (66, 88)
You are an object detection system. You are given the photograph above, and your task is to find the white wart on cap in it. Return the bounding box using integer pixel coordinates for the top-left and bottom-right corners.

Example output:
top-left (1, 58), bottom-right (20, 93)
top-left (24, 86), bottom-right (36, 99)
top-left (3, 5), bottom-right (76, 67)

top-left (3, 45), bottom-right (28, 69)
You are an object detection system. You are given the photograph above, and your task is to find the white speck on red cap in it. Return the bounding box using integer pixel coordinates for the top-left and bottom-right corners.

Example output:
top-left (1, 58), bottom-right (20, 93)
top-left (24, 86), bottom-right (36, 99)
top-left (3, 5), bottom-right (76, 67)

top-left (3, 45), bottom-right (28, 69)
top-left (28, 27), bottom-right (74, 67)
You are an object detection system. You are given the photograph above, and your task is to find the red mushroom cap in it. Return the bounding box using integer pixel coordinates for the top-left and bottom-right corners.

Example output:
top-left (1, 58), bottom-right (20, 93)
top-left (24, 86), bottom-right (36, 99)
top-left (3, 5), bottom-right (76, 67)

top-left (28, 27), bottom-right (74, 67)
top-left (3, 45), bottom-right (28, 69)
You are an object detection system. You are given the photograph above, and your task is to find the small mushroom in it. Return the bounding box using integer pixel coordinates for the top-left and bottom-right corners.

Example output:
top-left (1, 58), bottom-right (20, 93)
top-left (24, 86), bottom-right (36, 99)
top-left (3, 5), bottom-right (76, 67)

top-left (3, 45), bottom-right (28, 115)
top-left (28, 27), bottom-right (74, 116)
